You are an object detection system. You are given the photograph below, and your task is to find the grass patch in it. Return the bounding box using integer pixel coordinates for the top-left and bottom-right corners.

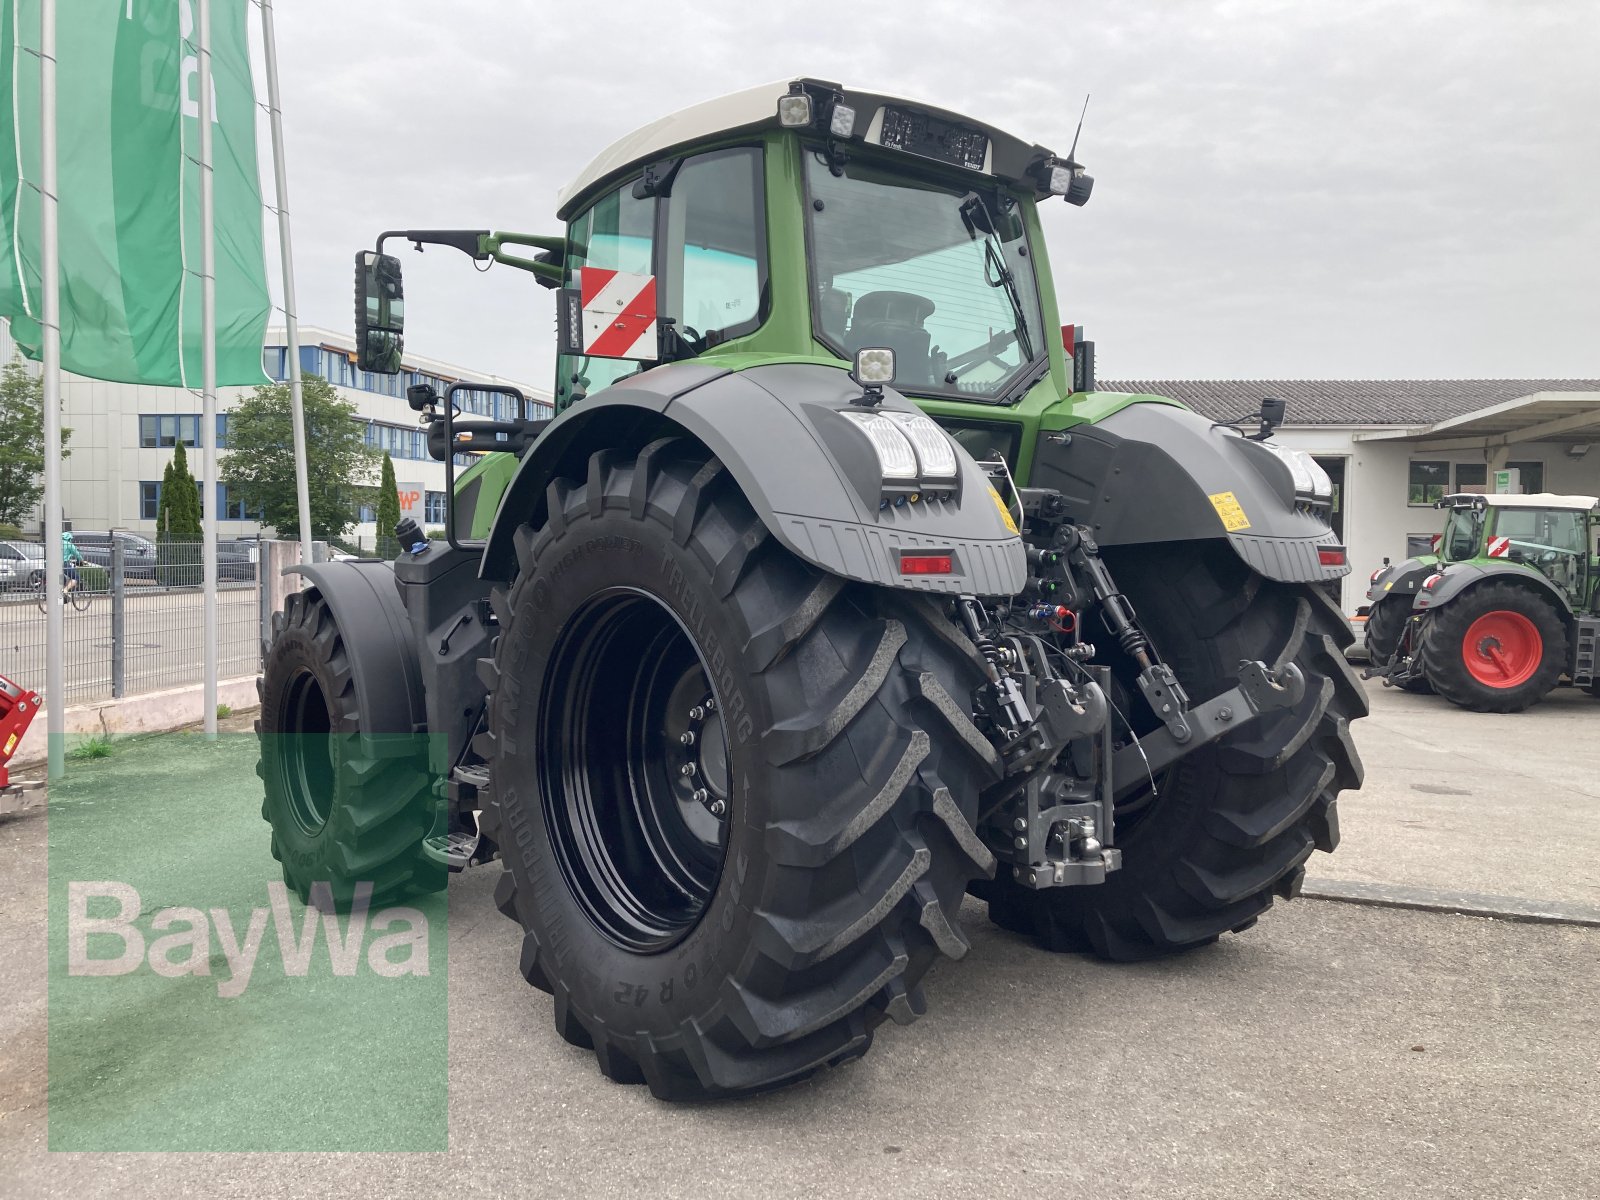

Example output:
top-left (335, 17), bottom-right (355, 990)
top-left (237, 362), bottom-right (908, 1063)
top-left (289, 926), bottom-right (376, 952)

top-left (69, 734), bottom-right (116, 760)
top-left (216, 704), bottom-right (233, 719)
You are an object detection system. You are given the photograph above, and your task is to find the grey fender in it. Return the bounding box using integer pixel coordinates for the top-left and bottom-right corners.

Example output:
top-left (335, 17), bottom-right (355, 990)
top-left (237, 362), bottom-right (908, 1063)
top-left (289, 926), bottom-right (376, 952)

top-left (1413, 561), bottom-right (1575, 616)
top-left (1367, 555), bottom-right (1437, 604)
top-left (1031, 401), bottom-right (1346, 583)
top-left (480, 361), bottom-right (1028, 596)
top-left (283, 560), bottom-right (428, 735)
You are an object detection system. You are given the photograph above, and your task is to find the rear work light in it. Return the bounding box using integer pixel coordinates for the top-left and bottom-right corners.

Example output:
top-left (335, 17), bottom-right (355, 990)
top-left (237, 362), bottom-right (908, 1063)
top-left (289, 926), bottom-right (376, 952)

top-left (899, 553), bottom-right (954, 575)
top-left (1318, 546), bottom-right (1347, 567)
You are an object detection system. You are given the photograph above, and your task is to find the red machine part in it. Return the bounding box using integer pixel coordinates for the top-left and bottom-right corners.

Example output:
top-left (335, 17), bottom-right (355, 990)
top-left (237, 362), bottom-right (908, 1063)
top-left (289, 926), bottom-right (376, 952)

top-left (0, 674), bottom-right (41, 790)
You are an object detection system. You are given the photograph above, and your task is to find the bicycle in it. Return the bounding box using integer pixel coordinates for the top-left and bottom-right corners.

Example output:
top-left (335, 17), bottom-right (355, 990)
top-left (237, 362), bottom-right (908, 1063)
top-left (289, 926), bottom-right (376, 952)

top-left (34, 573), bottom-right (91, 614)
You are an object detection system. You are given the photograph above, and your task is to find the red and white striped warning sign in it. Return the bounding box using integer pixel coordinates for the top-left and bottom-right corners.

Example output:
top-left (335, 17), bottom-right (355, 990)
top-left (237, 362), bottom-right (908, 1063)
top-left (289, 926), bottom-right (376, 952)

top-left (579, 268), bottom-right (658, 360)
top-left (1487, 536), bottom-right (1511, 558)
top-left (1429, 533), bottom-right (1442, 552)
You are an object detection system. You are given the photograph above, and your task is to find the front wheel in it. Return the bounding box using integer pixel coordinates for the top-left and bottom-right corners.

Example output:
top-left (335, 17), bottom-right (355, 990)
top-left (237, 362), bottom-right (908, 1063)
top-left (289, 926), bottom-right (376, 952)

top-left (1416, 582), bottom-right (1568, 713)
top-left (981, 543), bottom-right (1367, 961)
top-left (477, 440), bottom-right (1000, 1099)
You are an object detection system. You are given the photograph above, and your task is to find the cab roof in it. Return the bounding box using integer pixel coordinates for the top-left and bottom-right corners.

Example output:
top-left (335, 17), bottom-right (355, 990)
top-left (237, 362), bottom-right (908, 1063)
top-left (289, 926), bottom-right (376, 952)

top-left (557, 78), bottom-right (1066, 219)
top-left (1439, 492), bottom-right (1598, 510)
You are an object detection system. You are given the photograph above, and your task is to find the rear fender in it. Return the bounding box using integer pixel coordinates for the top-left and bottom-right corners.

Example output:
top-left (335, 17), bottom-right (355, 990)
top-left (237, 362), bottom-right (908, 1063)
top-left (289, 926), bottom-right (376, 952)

top-left (479, 361), bottom-right (1028, 596)
top-left (1031, 402), bottom-right (1345, 584)
top-left (1367, 555), bottom-right (1437, 604)
top-left (1414, 562), bottom-right (1574, 615)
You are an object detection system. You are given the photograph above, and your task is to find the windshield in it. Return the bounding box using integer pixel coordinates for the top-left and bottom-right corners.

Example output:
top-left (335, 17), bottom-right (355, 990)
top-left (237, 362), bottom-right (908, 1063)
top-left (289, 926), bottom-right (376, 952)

top-left (1441, 507), bottom-right (1482, 562)
top-left (804, 154), bottom-right (1044, 401)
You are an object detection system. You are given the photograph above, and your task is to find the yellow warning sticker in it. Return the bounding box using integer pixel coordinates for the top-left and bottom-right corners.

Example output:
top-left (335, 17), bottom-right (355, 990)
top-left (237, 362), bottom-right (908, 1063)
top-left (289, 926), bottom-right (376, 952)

top-left (1208, 491), bottom-right (1251, 532)
top-left (1383, 581), bottom-right (1394, 591)
top-left (988, 486), bottom-right (1019, 535)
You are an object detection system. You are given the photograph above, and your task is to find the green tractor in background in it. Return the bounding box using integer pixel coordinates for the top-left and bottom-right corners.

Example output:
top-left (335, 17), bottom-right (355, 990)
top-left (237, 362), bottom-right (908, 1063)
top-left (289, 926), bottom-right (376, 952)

top-left (260, 79), bottom-right (1365, 1099)
top-left (1368, 493), bottom-right (1600, 711)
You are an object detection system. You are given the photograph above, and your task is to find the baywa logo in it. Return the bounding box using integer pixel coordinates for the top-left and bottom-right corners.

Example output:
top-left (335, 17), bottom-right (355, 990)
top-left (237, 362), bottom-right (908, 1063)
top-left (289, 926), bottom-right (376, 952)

top-left (67, 881), bottom-right (430, 998)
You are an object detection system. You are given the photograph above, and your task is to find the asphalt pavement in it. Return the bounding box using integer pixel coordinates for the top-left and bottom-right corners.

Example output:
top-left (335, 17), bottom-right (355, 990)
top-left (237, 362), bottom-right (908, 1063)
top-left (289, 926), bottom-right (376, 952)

top-left (1, 683), bottom-right (1596, 1198)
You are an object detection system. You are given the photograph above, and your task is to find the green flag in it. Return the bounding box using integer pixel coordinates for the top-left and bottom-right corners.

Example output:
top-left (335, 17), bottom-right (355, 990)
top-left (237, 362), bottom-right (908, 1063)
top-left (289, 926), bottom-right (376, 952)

top-left (0, 1), bottom-right (269, 386)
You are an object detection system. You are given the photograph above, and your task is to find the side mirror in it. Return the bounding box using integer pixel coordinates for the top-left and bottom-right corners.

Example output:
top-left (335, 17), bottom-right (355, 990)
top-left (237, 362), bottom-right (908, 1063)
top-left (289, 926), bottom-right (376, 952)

top-left (354, 250), bottom-right (405, 374)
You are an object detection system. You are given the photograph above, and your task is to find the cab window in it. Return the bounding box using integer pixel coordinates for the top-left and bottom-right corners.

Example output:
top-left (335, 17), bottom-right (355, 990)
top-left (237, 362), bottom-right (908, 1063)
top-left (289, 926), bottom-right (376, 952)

top-left (556, 184), bottom-right (655, 409)
top-left (660, 147), bottom-right (766, 351)
top-left (555, 147), bottom-right (766, 411)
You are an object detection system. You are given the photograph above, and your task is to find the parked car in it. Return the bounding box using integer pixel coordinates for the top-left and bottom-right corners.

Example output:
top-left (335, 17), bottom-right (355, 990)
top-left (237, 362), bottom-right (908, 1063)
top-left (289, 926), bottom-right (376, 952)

top-left (0, 541), bottom-right (45, 592)
top-left (70, 531), bottom-right (159, 579)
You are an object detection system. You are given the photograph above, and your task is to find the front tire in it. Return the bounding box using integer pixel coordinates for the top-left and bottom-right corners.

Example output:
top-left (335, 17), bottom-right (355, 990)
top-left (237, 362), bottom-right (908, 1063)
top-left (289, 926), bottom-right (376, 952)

top-left (477, 441), bottom-right (1000, 1099)
top-left (1417, 582), bottom-right (1568, 713)
top-left (981, 543), bottom-right (1366, 961)
top-left (257, 589), bottom-right (442, 907)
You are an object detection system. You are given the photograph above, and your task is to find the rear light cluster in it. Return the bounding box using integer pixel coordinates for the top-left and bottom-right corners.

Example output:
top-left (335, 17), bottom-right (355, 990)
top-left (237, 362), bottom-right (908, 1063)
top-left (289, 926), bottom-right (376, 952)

top-left (899, 553), bottom-right (954, 576)
top-left (1318, 546), bottom-right (1347, 567)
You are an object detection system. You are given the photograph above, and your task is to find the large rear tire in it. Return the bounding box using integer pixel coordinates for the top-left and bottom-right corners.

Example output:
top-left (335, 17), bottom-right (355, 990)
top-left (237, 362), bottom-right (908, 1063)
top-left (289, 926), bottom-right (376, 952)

top-left (257, 589), bottom-right (443, 908)
top-left (477, 440), bottom-right (1000, 1099)
top-left (1416, 582), bottom-right (1568, 713)
top-left (979, 543), bottom-right (1366, 961)
top-left (1364, 595), bottom-right (1406, 665)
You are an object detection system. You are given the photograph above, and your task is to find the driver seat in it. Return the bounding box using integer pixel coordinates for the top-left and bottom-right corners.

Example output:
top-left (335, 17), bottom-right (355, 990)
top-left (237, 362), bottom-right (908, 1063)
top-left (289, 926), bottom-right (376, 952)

top-left (847, 290), bottom-right (935, 384)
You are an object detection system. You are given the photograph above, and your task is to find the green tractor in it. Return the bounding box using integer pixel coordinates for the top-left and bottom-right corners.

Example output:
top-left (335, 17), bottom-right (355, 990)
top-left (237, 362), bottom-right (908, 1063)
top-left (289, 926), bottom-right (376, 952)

top-left (259, 79), bottom-right (1366, 1098)
top-left (1369, 492), bottom-right (1600, 711)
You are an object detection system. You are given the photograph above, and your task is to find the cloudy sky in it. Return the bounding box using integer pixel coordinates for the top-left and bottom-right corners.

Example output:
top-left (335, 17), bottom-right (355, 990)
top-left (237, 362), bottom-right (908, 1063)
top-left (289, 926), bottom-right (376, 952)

top-left (261, 0), bottom-right (1599, 388)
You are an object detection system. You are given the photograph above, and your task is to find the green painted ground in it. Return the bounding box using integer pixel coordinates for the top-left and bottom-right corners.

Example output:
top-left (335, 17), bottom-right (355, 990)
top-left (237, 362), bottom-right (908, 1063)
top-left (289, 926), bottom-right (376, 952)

top-left (46, 732), bottom-right (448, 1151)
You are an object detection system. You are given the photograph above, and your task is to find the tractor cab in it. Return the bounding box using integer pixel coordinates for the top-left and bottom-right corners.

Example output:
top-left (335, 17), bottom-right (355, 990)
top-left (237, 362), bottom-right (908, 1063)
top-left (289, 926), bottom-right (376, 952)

top-left (1434, 492), bottom-right (1598, 607)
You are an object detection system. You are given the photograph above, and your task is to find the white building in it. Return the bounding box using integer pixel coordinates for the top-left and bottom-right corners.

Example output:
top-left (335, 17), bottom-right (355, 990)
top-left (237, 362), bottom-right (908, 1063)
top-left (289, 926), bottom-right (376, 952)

top-left (1103, 379), bottom-right (1600, 612)
top-left (3, 320), bottom-right (549, 544)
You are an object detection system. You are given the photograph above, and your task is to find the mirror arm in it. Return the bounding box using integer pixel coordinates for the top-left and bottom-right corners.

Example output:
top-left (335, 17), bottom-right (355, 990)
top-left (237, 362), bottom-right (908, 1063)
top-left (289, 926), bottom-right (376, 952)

top-left (482, 232), bottom-right (566, 287)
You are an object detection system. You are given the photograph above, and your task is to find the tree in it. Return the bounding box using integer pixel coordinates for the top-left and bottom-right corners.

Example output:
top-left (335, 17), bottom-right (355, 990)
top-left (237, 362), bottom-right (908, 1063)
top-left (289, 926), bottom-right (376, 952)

top-left (376, 452), bottom-right (401, 558)
top-left (0, 356), bottom-right (71, 526)
top-left (156, 439), bottom-right (202, 539)
top-left (219, 376), bottom-right (378, 540)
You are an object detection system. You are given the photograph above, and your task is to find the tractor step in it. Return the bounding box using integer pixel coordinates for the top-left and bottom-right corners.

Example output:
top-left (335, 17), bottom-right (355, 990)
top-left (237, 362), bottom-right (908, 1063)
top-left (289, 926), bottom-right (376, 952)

top-left (422, 830), bottom-right (483, 871)
top-left (1574, 616), bottom-right (1598, 688)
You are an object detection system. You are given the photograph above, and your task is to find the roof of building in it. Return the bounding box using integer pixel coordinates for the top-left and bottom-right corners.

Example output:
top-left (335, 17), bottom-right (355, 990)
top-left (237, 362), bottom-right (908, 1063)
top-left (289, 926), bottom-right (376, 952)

top-left (1097, 379), bottom-right (1600, 427)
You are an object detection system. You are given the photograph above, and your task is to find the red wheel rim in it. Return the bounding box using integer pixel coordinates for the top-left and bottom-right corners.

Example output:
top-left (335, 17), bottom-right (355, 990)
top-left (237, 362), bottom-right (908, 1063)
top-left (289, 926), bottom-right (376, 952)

top-left (1461, 610), bottom-right (1542, 688)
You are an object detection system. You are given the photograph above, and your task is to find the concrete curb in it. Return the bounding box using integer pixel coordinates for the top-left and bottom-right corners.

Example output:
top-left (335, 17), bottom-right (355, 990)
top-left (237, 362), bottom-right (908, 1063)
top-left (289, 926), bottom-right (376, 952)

top-left (9, 675), bottom-right (260, 767)
top-left (1303, 877), bottom-right (1600, 929)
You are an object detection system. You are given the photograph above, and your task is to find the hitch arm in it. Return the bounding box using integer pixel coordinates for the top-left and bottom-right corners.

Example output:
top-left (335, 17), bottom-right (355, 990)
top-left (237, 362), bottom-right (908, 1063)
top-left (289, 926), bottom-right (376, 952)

top-left (1112, 660), bottom-right (1306, 801)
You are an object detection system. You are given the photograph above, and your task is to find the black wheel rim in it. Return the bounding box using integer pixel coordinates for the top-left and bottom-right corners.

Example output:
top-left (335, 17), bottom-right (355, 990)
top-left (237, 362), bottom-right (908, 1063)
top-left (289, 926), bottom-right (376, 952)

top-left (539, 588), bottom-right (732, 953)
top-left (279, 667), bottom-right (335, 834)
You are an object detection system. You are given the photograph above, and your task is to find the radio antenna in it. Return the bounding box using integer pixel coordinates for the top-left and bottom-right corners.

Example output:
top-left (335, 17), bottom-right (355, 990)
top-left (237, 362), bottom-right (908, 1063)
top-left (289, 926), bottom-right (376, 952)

top-left (1067, 94), bottom-right (1091, 163)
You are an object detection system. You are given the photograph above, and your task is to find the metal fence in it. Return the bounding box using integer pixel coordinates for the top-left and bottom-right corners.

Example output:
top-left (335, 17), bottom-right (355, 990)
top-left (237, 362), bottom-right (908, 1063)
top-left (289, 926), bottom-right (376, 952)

top-left (0, 538), bottom-right (264, 706)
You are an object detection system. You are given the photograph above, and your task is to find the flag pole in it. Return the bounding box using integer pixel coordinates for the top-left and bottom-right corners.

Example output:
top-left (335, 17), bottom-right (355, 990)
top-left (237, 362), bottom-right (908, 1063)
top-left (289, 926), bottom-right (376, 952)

top-left (38, 0), bottom-right (64, 778)
top-left (198, 0), bottom-right (218, 738)
top-left (258, 0), bottom-right (312, 566)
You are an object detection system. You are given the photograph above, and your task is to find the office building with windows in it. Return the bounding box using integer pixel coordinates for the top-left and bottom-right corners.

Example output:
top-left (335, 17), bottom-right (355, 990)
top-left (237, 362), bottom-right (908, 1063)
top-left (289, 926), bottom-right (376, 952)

top-left (3, 321), bottom-right (549, 543)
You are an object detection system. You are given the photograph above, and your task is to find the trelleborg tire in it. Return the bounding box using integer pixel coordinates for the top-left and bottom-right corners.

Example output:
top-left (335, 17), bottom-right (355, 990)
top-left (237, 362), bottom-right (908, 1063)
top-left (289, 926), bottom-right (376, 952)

top-left (475, 439), bottom-right (1000, 1099)
top-left (1416, 581), bottom-right (1568, 713)
top-left (257, 589), bottom-right (442, 908)
top-left (979, 542), bottom-right (1366, 961)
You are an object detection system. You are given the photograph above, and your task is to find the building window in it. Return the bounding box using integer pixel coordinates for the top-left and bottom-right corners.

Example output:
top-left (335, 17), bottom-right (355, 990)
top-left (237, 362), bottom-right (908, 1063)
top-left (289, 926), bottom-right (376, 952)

top-left (139, 413), bottom-right (202, 448)
top-left (1506, 460), bottom-right (1544, 494)
top-left (424, 491), bottom-right (447, 524)
top-left (358, 504), bottom-right (376, 524)
top-left (263, 346), bottom-right (287, 380)
top-left (214, 483), bottom-right (255, 521)
top-left (140, 481), bottom-right (160, 520)
top-left (1455, 463), bottom-right (1486, 493)
top-left (1408, 460), bottom-right (1450, 506)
